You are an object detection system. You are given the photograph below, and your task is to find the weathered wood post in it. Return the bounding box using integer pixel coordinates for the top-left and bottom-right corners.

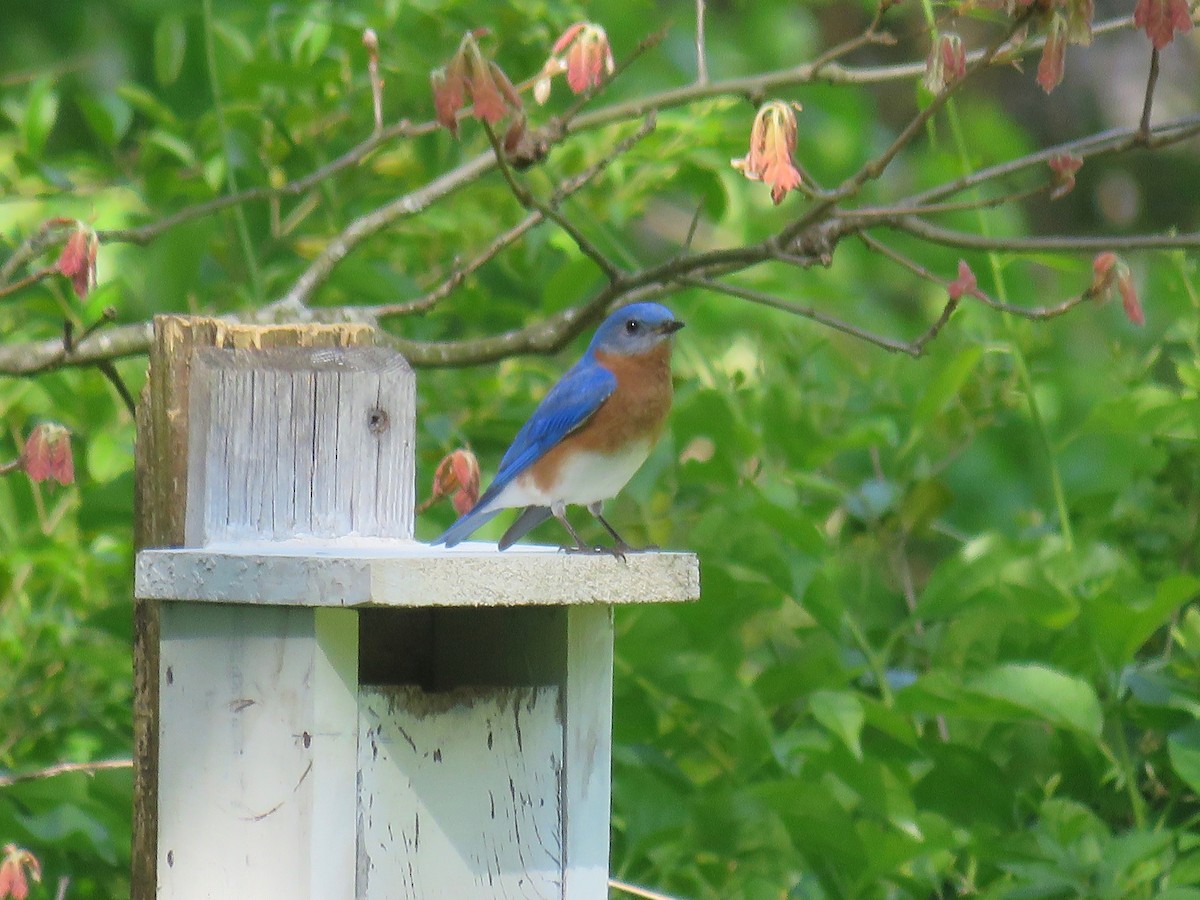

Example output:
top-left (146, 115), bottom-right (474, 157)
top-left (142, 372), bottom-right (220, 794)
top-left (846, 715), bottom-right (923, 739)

top-left (133, 316), bottom-right (699, 898)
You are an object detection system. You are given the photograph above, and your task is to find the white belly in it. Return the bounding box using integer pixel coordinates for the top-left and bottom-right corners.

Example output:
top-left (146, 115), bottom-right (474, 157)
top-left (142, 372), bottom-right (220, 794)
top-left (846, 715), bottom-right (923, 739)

top-left (493, 439), bottom-right (652, 509)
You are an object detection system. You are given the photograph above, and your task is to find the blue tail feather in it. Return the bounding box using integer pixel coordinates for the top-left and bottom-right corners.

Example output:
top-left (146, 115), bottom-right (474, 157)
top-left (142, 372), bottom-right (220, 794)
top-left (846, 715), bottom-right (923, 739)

top-left (431, 504), bottom-right (503, 547)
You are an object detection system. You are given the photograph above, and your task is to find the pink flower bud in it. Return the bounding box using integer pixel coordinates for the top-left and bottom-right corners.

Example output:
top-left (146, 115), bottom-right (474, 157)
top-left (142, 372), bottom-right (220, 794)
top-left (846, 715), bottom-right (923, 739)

top-left (431, 449), bottom-right (481, 515)
top-left (731, 101), bottom-right (804, 205)
top-left (0, 844), bottom-right (41, 900)
top-left (55, 225), bottom-right (98, 300)
top-left (947, 260), bottom-right (978, 300)
top-left (1048, 153), bottom-right (1083, 200)
top-left (21, 423), bottom-right (74, 486)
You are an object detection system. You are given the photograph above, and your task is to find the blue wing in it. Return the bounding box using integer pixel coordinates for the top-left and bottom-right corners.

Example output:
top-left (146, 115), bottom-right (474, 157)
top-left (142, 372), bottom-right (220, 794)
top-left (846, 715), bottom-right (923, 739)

top-left (432, 357), bottom-right (615, 547)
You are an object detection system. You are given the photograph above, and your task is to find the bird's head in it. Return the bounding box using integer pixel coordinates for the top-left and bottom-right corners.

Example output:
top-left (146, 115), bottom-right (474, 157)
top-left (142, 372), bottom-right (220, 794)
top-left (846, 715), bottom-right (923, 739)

top-left (589, 302), bottom-right (684, 357)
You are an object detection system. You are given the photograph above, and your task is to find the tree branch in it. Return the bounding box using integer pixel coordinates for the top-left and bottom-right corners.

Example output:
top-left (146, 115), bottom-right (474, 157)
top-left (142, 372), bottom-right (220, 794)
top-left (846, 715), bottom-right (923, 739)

top-left (1139, 47), bottom-right (1161, 139)
top-left (376, 115), bottom-right (658, 319)
top-left (877, 216), bottom-right (1200, 253)
top-left (0, 14), bottom-right (1187, 377)
top-left (0, 758), bottom-right (132, 788)
top-left (481, 119), bottom-right (625, 282)
top-left (859, 233), bottom-right (1098, 321)
top-left (905, 113), bottom-right (1200, 207)
top-left (683, 274), bottom-right (957, 357)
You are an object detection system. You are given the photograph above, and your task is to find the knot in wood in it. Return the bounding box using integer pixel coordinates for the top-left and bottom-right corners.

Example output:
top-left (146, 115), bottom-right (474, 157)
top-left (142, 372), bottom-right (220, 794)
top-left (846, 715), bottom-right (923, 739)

top-left (367, 405), bottom-right (390, 435)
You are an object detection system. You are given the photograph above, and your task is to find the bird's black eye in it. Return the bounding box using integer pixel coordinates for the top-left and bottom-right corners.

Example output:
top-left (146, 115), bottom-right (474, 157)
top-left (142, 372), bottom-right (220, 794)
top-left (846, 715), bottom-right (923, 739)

top-left (624, 319), bottom-right (640, 335)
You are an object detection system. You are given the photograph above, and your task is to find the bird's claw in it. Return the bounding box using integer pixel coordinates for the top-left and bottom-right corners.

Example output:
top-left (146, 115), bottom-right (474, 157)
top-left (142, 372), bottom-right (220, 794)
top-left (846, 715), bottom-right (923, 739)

top-left (560, 544), bottom-right (628, 562)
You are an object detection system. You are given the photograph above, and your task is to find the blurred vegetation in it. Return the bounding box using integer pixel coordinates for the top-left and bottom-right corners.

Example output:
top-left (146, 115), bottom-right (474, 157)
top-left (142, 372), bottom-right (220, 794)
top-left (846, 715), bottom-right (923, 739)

top-left (1, 0), bottom-right (1199, 897)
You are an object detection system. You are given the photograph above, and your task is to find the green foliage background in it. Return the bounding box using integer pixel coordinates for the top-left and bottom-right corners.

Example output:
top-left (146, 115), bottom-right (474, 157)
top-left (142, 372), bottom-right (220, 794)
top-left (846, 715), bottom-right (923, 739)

top-left (1, 0), bottom-right (1199, 897)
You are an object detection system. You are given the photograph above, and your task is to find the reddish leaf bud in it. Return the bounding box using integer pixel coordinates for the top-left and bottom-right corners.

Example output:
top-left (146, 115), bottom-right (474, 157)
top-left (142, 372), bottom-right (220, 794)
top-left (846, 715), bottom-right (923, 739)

top-left (431, 449), bottom-right (481, 516)
top-left (1117, 269), bottom-right (1145, 326)
top-left (1048, 153), bottom-right (1083, 200)
top-left (947, 260), bottom-right (978, 300)
top-left (0, 844), bottom-right (41, 900)
top-left (1037, 14), bottom-right (1068, 93)
top-left (431, 32), bottom-right (522, 135)
top-left (731, 101), bottom-right (804, 205)
top-left (552, 22), bottom-right (588, 55)
top-left (1089, 251), bottom-right (1117, 296)
top-left (1066, 0), bottom-right (1095, 44)
top-left (536, 22), bottom-right (614, 102)
top-left (430, 64), bottom-right (464, 136)
top-left (21, 423), bottom-right (74, 486)
top-left (925, 32), bottom-right (966, 93)
top-left (55, 224), bottom-right (98, 300)
top-left (1134, 0), bottom-right (1193, 49)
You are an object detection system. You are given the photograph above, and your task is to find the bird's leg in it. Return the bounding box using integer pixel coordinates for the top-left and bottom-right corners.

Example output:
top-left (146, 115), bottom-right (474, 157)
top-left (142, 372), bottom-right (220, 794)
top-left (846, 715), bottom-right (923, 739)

top-left (586, 502), bottom-right (637, 558)
top-left (551, 501), bottom-right (591, 552)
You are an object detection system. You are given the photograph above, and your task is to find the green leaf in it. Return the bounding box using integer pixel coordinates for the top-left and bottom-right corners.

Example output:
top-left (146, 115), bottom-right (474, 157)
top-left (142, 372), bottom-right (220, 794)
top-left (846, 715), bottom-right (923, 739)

top-left (1169, 722), bottom-right (1200, 795)
top-left (968, 662), bottom-right (1102, 738)
top-left (211, 19), bottom-right (254, 63)
top-left (290, 16), bottom-right (332, 67)
top-left (77, 93), bottom-right (133, 147)
top-left (144, 129), bottom-right (197, 166)
top-left (86, 428), bottom-right (134, 484)
top-left (914, 345), bottom-right (982, 424)
top-left (23, 77), bottom-right (59, 158)
top-left (809, 689), bottom-right (864, 761)
top-left (117, 83), bottom-right (179, 126)
top-left (154, 14), bottom-right (188, 86)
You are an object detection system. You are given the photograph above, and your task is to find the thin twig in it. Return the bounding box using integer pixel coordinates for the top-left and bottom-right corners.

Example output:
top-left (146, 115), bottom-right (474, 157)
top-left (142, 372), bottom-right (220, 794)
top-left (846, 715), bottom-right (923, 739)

top-left (0, 458), bottom-right (21, 477)
top-left (363, 29), bottom-right (384, 135)
top-left (480, 120), bottom-right (624, 282)
top-left (1, 218), bottom-right (74, 283)
top-left (683, 275), bottom-right (937, 356)
top-left (858, 233), bottom-right (1094, 321)
top-left (96, 360), bottom-right (138, 416)
top-left (881, 215), bottom-right (1200, 253)
top-left (0, 266), bottom-right (57, 301)
top-left (903, 112), bottom-right (1200, 207)
top-left (0, 758), bottom-right (133, 788)
top-left (851, 183), bottom-right (1050, 220)
top-left (695, 0), bottom-right (709, 84)
top-left (609, 877), bottom-right (686, 900)
top-left (807, 1), bottom-right (895, 77)
top-left (1139, 47), bottom-right (1160, 139)
top-left (377, 116), bottom-right (657, 319)
top-left (851, 12), bottom-right (1032, 189)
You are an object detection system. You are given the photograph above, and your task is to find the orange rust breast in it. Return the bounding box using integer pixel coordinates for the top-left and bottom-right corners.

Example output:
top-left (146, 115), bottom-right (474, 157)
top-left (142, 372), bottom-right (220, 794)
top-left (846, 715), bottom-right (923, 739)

top-left (526, 344), bottom-right (674, 493)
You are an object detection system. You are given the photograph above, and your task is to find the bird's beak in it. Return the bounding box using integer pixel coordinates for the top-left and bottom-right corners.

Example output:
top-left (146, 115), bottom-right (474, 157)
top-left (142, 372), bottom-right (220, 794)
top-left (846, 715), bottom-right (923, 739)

top-left (657, 320), bottom-right (685, 335)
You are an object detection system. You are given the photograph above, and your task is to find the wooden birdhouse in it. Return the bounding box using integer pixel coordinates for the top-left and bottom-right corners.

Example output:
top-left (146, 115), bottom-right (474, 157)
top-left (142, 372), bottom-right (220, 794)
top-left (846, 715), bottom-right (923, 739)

top-left (131, 317), bottom-right (699, 899)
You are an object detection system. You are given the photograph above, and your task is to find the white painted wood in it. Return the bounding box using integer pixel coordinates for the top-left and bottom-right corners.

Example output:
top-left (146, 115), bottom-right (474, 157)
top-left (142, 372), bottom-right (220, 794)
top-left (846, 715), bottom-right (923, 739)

top-left (184, 347), bottom-right (415, 545)
top-left (157, 604), bottom-right (358, 900)
top-left (357, 685), bottom-right (564, 899)
top-left (563, 606), bottom-right (614, 897)
top-left (140, 338), bottom-right (702, 899)
top-left (136, 542), bottom-right (701, 608)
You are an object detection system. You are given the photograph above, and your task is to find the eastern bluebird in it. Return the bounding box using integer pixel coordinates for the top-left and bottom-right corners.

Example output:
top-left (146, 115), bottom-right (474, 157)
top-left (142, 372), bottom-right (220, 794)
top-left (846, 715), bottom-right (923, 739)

top-left (432, 301), bottom-right (684, 553)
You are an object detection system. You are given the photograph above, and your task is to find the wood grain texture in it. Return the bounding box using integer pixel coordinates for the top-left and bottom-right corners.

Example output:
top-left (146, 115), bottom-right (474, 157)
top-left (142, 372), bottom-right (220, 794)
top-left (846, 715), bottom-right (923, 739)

top-left (135, 543), bottom-right (701, 608)
top-left (562, 606), bottom-right (614, 898)
top-left (185, 346), bottom-right (414, 544)
top-left (132, 317), bottom-right (376, 899)
top-left (357, 685), bottom-right (564, 899)
top-left (157, 604), bottom-right (358, 899)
